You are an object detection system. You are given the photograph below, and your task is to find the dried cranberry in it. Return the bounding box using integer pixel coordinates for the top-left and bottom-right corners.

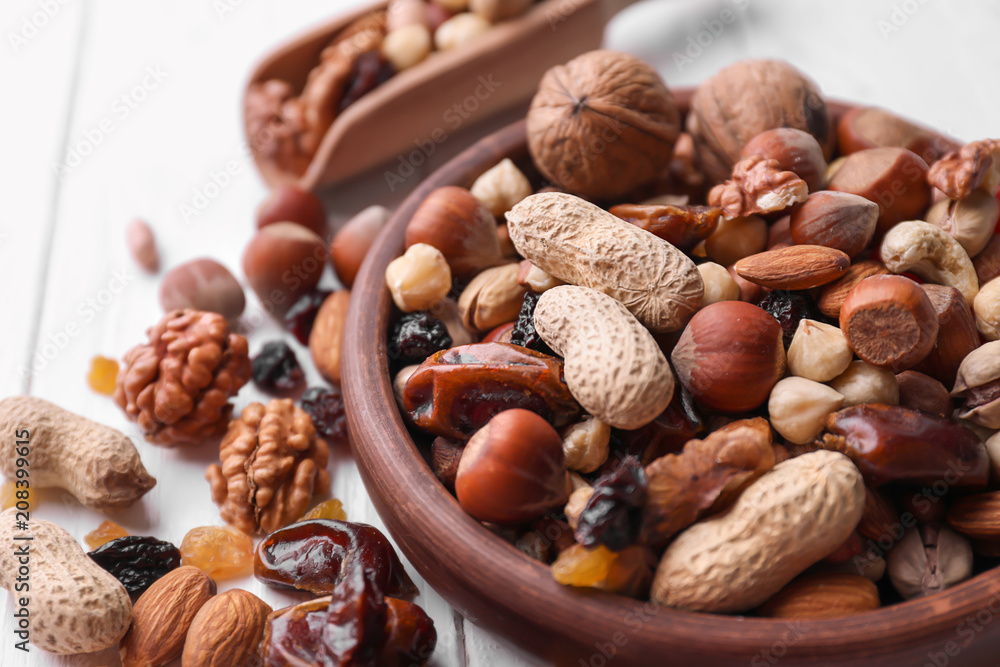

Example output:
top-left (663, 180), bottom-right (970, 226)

top-left (301, 386), bottom-right (348, 443)
top-left (285, 289), bottom-right (332, 344)
top-left (88, 536), bottom-right (181, 600)
top-left (388, 312), bottom-right (452, 364)
top-left (340, 51), bottom-right (395, 112)
top-left (758, 290), bottom-right (822, 347)
top-left (575, 456), bottom-right (647, 552)
top-left (252, 341), bottom-right (305, 393)
top-left (509, 292), bottom-right (555, 356)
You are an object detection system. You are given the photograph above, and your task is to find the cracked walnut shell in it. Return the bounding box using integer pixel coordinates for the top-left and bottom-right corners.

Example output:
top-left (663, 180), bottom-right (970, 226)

top-left (527, 50), bottom-right (681, 200)
top-left (207, 399), bottom-right (331, 535)
top-left (115, 309), bottom-right (251, 446)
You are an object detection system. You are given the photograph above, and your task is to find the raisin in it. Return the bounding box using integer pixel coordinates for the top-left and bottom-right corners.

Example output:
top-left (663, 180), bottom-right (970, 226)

top-left (0, 481), bottom-right (33, 512)
top-left (339, 51), bottom-right (395, 112)
top-left (88, 535), bottom-right (181, 600)
top-left (299, 498), bottom-right (347, 521)
top-left (85, 520), bottom-right (129, 550)
top-left (509, 292), bottom-right (555, 356)
top-left (285, 289), bottom-right (331, 344)
top-left (551, 544), bottom-right (618, 587)
top-left (180, 525), bottom-right (254, 580)
top-left (388, 312), bottom-right (452, 364)
top-left (252, 341), bottom-right (305, 393)
top-left (301, 386), bottom-right (348, 443)
top-left (615, 386), bottom-right (705, 465)
top-left (87, 355), bottom-right (119, 395)
top-left (575, 456), bottom-right (647, 551)
top-left (758, 290), bottom-right (822, 348)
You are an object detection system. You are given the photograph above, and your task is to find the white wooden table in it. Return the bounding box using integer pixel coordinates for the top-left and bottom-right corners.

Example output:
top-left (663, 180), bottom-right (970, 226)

top-left (2, 1), bottom-right (999, 665)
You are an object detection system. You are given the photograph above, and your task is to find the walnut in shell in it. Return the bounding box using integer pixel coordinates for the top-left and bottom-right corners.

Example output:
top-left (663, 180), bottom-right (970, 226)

top-left (527, 50), bottom-right (681, 199)
top-left (206, 399), bottom-right (331, 535)
top-left (114, 309), bottom-right (251, 446)
top-left (687, 59), bottom-right (834, 185)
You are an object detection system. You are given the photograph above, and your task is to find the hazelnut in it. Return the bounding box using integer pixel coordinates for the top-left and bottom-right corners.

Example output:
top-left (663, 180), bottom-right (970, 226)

top-left (914, 284), bottom-right (979, 386)
top-left (687, 59), bottom-right (834, 185)
top-left (817, 260), bottom-right (891, 319)
top-left (887, 524), bottom-right (973, 600)
top-left (837, 107), bottom-right (960, 164)
top-left (786, 319), bottom-right (852, 383)
top-left (953, 341), bottom-right (1000, 429)
top-left (789, 191), bottom-right (879, 258)
top-left (839, 275), bottom-right (939, 372)
top-left (896, 371), bottom-right (952, 417)
top-left (381, 24), bottom-right (432, 72)
top-left (470, 0), bottom-right (532, 22)
top-left (385, 243), bottom-right (452, 313)
top-left (255, 184), bottom-right (327, 237)
top-left (470, 158), bottom-right (533, 218)
top-left (926, 189), bottom-right (1000, 257)
top-left (242, 222), bottom-right (328, 314)
top-left (829, 361), bottom-right (899, 408)
top-left (434, 12), bottom-right (489, 50)
top-left (975, 276), bottom-right (1000, 340)
top-left (696, 262), bottom-right (741, 307)
top-left (330, 205), bottom-right (390, 288)
top-left (704, 215), bottom-right (768, 266)
top-left (457, 263), bottom-right (527, 332)
top-left (126, 218), bottom-right (159, 273)
top-left (826, 147), bottom-right (930, 236)
top-left (768, 377), bottom-right (844, 445)
top-left (455, 409), bottom-right (568, 524)
top-left (741, 128), bottom-right (827, 192)
top-left (527, 50), bottom-right (681, 199)
top-left (670, 301), bottom-right (786, 413)
top-left (159, 258), bottom-right (245, 321)
top-left (404, 186), bottom-right (503, 278)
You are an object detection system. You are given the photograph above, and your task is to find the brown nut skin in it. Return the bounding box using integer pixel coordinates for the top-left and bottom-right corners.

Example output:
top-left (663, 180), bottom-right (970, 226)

top-left (126, 218), bottom-right (159, 273)
top-left (181, 589), bottom-right (271, 667)
top-left (839, 275), bottom-right (939, 372)
top-left (975, 234), bottom-right (1000, 286)
top-left (741, 128), bottom-right (827, 192)
top-left (431, 436), bottom-right (463, 491)
top-left (687, 59), bottom-right (834, 185)
top-left (242, 222), bottom-right (328, 315)
top-left (837, 107), bottom-right (961, 164)
top-left (527, 50), bottom-right (681, 200)
top-left (856, 487), bottom-right (901, 542)
top-left (896, 370), bottom-right (953, 417)
top-left (734, 245), bottom-right (850, 290)
top-left (819, 404), bottom-right (989, 488)
top-left (789, 191), bottom-right (879, 258)
top-left (948, 491), bottom-right (1000, 540)
top-left (455, 409), bottom-right (569, 525)
top-left (670, 301), bottom-right (786, 413)
top-left (309, 290), bottom-right (350, 384)
top-left (159, 258), bottom-right (245, 320)
top-left (912, 284), bottom-right (979, 386)
top-left (818, 260), bottom-right (891, 319)
top-left (330, 205), bottom-right (390, 288)
top-left (826, 147), bottom-right (930, 236)
top-left (757, 573), bottom-right (879, 619)
top-left (404, 185), bottom-right (503, 278)
top-left (256, 184), bottom-right (327, 237)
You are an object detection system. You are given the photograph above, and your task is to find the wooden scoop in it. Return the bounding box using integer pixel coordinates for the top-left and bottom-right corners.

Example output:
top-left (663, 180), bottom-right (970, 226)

top-left (244, 0), bottom-right (640, 190)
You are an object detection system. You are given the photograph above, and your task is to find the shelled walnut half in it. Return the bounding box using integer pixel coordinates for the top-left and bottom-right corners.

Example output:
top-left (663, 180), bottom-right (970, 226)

top-left (207, 399), bottom-right (331, 535)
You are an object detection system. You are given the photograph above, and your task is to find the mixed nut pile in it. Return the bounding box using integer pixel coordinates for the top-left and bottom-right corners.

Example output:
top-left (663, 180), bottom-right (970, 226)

top-left (385, 50), bottom-right (1000, 618)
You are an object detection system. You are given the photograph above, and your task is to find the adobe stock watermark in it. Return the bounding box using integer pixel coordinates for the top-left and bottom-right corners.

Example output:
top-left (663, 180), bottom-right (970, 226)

top-left (7, 0), bottom-right (72, 53)
top-left (877, 0), bottom-right (930, 40)
top-left (672, 0), bottom-right (751, 72)
top-left (923, 593), bottom-right (1000, 667)
top-left (383, 74), bottom-right (502, 192)
top-left (751, 621), bottom-right (808, 667)
top-left (51, 65), bottom-right (168, 178)
top-left (212, 0), bottom-right (246, 21)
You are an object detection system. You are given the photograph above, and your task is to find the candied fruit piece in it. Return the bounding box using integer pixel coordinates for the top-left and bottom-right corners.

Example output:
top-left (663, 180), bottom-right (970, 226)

top-left (299, 498), bottom-right (347, 522)
top-left (88, 535), bottom-right (181, 600)
top-left (87, 355), bottom-right (120, 395)
top-left (285, 289), bottom-right (331, 344)
top-left (180, 525), bottom-right (254, 580)
top-left (0, 481), bottom-right (33, 511)
top-left (551, 543), bottom-right (618, 588)
top-left (252, 341), bottom-right (306, 393)
top-left (85, 520), bottom-right (129, 550)
top-left (388, 312), bottom-right (452, 364)
top-left (300, 386), bottom-right (348, 443)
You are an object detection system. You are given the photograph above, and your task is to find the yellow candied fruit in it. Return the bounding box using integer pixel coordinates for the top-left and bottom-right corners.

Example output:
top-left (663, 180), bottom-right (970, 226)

top-left (87, 355), bottom-right (120, 395)
top-left (0, 481), bottom-right (33, 511)
top-left (299, 498), bottom-right (347, 522)
top-left (551, 543), bottom-right (619, 588)
top-left (181, 525), bottom-right (254, 580)
top-left (85, 520), bottom-right (129, 550)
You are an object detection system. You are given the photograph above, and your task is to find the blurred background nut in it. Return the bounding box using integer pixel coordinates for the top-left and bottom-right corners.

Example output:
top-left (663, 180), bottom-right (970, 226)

top-left (768, 377), bottom-right (844, 445)
top-left (896, 371), bottom-right (952, 417)
top-left (255, 184), bottom-right (327, 236)
top-left (927, 138), bottom-right (1000, 200)
top-left (564, 486), bottom-right (594, 531)
top-left (126, 218), bottom-right (159, 273)
top-left (242, 222), bottom-right (328, 314)
top-left (385, 243), bottom-right (452, 312)
top-left (387, 0), bottom-right (428, 32)
top-left (330, 205), bottom-right (390, 288)
top-left (975, 235), bottom-right (1000, 286)
top-left (817, 259), bottom-right (890, 319)
top-left (974, 276), bottom-right (1000, 340)
top-left (696, 262), bottom-right (740, 307)
top-left (827, 147), bottom-right (930, 236)
top-left (828, 361), bottom-right (899, 407)
top-left (381, 24), bottom-right (432, 71)
top-left (517, 260), bottom-right (563, 293)
top-left (309, 290), bottom-right (350, 384)
top-left (561, 416), bottom-right (611, 474)
top-left (953, 341), bottom-right (1000, 429)
top-left (741, 128), bottom-right (827, 192)
top-left (837, 106), bottom-right (961, 164)
top-left (913, 284), bottom-right (980, 386)
top-left (756, 573), bottom-right (879, 619)
top-left (887, 525), bottom-right (973, 600)
top-left (787, 319), bottom-right (852, 383)
top-left (986, 432), bottom-right (1000, 482)
top-left (686, 59), bottom-right (834, 185)
top-left (527, 50), bottom-right (681, 199)
top-left (470, 158), bottom-right (533, 218)
top-left (431, 0), bottom-right (468, 11)
top-left (789, 191), bottom-right (879, 258)
top-left (704, 215), bottom-right (767, 266)
top-left (926, 190), bottom-right (1000, 257)
top-left (457, 263), bottom-right (526, 332)
top-left (880, 221), bottom-right (979, 306)
top-left (470, 0), bottom-right (532, 22)
top-left (435, 12), bottom-right (490, 50)
top-left (393, 364), bottom-right (420, 410)
top-left (404, 186), bottom-right (503, 278)
top-left (115, 309), bottom-right (251, 446)
top-left (159, 258), bottom-right (245, 321)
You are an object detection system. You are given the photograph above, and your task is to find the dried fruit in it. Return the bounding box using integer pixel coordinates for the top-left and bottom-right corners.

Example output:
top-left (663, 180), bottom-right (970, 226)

top-left (182, 589), bottom-right (272, 667)
top-left (887, 524), bottom-right (973, 599)
top-left (615, 387), bottom-right (705, 465)
top-left (758, 290), bottom-right (823, 348)
top-left (284, 289), bottom-right (332, 345)
top-left (180, 525), bottom-right (254, 580)
top-left (388, 311), bottom-right (453, 363)
top-left (88, 354), bottom-right (120, 395)
top-left (252, 341), bottom-right (306, 394)
top-left (300, 498), bottom-right (347, 522)
top-left (89, 535), bottom-right (182, 601)
top-left (300, 386), bottom-right (348, 444)
top-left (552, 543), bottom-right (619, 588)
top-left (508, 291), bottom-right (554, 355)
top-left (576, 456), bottom-right (647, 551)
top-left (339, 50), bottom-right (394, 111)
top-left (86, 520), bottom-right (130, 550)
top-left (608, 203), bottom-right (722, 252)
top-left (0, 480), bottom-right (33, 511)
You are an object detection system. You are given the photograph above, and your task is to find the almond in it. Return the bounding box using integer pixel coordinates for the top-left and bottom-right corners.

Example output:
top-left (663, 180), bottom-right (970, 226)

top-left (757, 573), bottom-right (880, 619)
top-left (817, 259), bottom-right (890, 318)
top-left (948, 491), bottom-right (1000, 540)
top-left (120, 566), bottom-right (216, 667)
top-left (734, 245), bottom-right (850, 290)
top-left (182, 589), bottom-right (272, 667)
top-left (309, 289), bottom-right (350, 383)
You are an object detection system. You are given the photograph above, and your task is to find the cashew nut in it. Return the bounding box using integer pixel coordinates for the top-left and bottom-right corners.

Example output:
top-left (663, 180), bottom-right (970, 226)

top-left (534, 285), bottom-right (674, 429)
top-left (879, 220), bottom-right (979, 305)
